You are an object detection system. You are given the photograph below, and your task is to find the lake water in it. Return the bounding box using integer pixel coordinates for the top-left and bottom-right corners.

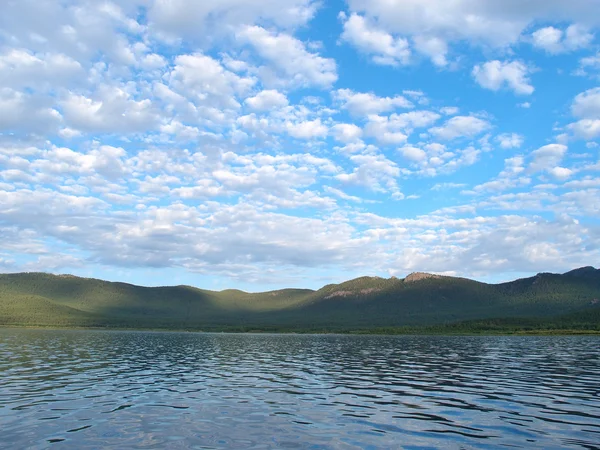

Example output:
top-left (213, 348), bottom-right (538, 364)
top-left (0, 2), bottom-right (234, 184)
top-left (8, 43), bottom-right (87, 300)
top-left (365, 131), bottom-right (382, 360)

top-left (0, 330), bottom-right (599, 449)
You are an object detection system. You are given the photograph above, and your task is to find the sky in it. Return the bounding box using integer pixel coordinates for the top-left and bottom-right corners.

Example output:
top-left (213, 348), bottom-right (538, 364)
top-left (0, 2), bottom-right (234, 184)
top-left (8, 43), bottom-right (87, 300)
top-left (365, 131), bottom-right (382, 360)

top-left (1, 0), bottom-right (600, 291)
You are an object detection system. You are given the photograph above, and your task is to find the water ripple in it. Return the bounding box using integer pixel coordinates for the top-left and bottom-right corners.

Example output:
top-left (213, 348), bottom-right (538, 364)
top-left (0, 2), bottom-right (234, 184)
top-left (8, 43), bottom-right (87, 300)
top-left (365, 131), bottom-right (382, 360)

top-left (0, 330), bottom-right (599, 449)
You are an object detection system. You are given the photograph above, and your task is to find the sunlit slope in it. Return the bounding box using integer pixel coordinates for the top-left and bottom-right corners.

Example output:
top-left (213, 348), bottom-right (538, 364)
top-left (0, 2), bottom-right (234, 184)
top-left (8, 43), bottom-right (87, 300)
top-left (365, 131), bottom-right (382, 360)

top-left (0, 292), bottom-right (105, 327)
top-left (0, 267), bottom-right (599, 329)
top-left (0, 273), bottom-right (314, 327)
top-left (289, 269), bottom-right (600, 327)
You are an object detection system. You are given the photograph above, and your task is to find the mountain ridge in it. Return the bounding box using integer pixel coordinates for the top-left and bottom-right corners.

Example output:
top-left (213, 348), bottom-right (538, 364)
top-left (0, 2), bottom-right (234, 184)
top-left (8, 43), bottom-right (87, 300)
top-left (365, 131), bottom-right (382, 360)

top-left (10, 266), bottom-right (599, 293)
top-left (1, 267), bottom-right (599, 331)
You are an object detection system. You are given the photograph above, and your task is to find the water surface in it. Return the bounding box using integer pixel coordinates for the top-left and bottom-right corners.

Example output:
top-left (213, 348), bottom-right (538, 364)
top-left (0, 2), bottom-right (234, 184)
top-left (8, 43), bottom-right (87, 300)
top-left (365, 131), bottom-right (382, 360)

top-left (1, 329), bottom-right (599, 449)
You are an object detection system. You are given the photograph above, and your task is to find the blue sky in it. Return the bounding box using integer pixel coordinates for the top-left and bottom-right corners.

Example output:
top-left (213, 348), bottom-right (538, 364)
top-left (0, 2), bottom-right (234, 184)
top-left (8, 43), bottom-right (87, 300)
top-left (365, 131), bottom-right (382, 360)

top-left (1, 0), bottom-right (600, 291)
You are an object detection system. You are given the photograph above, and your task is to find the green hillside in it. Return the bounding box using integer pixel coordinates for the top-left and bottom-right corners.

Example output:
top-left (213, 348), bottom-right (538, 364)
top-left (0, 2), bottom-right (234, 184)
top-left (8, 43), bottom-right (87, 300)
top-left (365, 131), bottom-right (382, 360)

top-left (1, 268), bottom-right (599, 332)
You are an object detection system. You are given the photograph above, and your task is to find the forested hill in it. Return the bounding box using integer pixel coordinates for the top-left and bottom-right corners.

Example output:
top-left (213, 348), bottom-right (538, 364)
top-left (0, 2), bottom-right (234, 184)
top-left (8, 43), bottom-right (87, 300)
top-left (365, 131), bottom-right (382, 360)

top-left (1, 268), bottom-right (599, 332)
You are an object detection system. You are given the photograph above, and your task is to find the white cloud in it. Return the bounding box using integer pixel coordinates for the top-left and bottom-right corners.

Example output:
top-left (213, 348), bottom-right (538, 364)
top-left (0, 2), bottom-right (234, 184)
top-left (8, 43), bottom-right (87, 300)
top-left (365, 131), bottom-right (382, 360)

top-left (333, 89), bottom-right (413, 116)
top-left (58, 127), bottom-right (82, 139)
top-left (568, 25), bottom-right (593, 48)
top-left (338, 11), bottom-right (455, 67)
top-left (529, 143), bottom-right (568, 174)
top-left (237, 25), bottom-right (337, 88)
top-left (323, 186), bottom-right (367, 203)
top-left (440, 106), bottom-right (459, 115)
top-left (148, 0), bottom-right (318, 38)
top-left (1, 0), bottom-right (600, 288)
top-left (568, 87), bottom-right (600, 139)
top-left (401, 146), bottom-right (427, 162)
top-left (581, 52), bottom-right (600, 68)
top-left (431, 182), bottom-right (466, 191)
top-left (140, 53), bottom-right (168, 70)
top-left (0, 1), bottom-right (147, 69)
top-left (340, 13), bottom-right (411, 66)
top-left (61, 86), bottom-right (160, 134)
top-left (364, 111), bottom-right (441, 145)
top-left (0, 88), bottom-right (62, 135)
top-left (548, 166), bottom-right (573, 180)
top-left (168, 53), bottom-right (255, 110)
top-left (572, 87), bottom-right (600, 118)
top-left (286, 119), bottom-right (328, 139)
top-left (2, 131), bottom-right (599, 284)
top-left (331, 123), bottom-right (363, 143)
top-left (413, 35), bottom-right (449, 67)
top-left (159, 121), bottom-right (201, 142)
top-left (472, 60), bottom-right (534, 95)
top-left (336, 152), bottom-right (402, 197)
top-left (578, 51), bottom-right (600, 77)
top-left (390, 111), bottom-right (442, 130)
top-left (429, 116), bottom-right (491, 140)
top-left (531, 26), bottom-right (563, 53)
top-left (43, 145), bottom-right (128, 181)
top-left (395, 142), bottom-right (479, 178)
top-left (531, 24), bottom-right (594, 54)
top-left (245, 90), bottom-right (289, 111)
top-left (363, 116), bottom-right (407, 145)
top-left (0, 50), bottom-right (83, 90)
top-left (569, 119), bottom-right (600, 139)
top-left (345, 0), bottom-right (600, 49)
top-left (496, 133), bottom-right (524, 149)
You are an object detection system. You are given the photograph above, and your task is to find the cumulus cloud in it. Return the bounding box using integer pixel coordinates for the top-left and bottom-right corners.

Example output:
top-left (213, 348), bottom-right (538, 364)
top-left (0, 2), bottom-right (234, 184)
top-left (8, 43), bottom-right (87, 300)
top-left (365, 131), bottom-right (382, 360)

top-left (331, 123), bottom-right (363, 143)
top-left (168, 53), bottom-right (255, 109)
top-left (472, 60), bottom-right (534, 95)
top-left (571, 87), bottom-right (600, 118)
top-left (577, 51), bottom-right (600, 78)
top-left (548, 166), bottom-right (574, 180)
top-left (333, 89), bottom-right (413, 116)
top-left (245, 90), bottom-right (289, 111)
top-left (286, 119), bottom-right (328, 139)
top-left (363, 116), bottom-right (407, 145)
top-left (0, 50), bottom-right (83, 90)
top-left (62, 86), bottom-right (160, 134)
top-left (531, 24), bottom-right (594, 54)
top-left (336, 152), bottom-right (402, 197)
top-left (568, 87), bottom-right (600, 139)
top-left (363, 111), bottom-right (441, 146)
top-left (0, 1), bottom-right (146, 68)
top-left (345, 0), bottom-right (600, 50)
top-left (147, 0), bottom-right (318, 38)
top-left (413, 35), bottom-right (449, 67)
top-left (237, 25), bottom-right (337, 88)
top-left (496, 133), bottom-right (524, 149)
top-left (0, 0), bottom-right (599, 288)
top-left (529, 144), bottom-right (570, 179)
top-left (429, 116), bottom-right (491, 140)
top-left (0, 88), bottom-right (62, 135)
top-left (2, 134), bottom-right (598, 284)
top-left (340, 13), bottom-right (411, 66)
top-left (400, 146), bottom-right (427, 162)
top-left (431, 182), bottom-right (466, 191)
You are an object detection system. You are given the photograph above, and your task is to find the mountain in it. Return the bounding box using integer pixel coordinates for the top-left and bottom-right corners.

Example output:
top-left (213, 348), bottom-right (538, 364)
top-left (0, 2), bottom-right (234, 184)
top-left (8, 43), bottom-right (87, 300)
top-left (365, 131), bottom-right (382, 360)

top-left (1, 268), bottom-right (600, 332)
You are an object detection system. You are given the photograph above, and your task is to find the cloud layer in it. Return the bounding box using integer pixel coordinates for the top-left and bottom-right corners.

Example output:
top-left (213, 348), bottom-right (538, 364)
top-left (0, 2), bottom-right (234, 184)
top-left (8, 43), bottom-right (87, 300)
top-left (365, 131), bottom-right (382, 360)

top-left (0, 0), bottom-right (599, 289)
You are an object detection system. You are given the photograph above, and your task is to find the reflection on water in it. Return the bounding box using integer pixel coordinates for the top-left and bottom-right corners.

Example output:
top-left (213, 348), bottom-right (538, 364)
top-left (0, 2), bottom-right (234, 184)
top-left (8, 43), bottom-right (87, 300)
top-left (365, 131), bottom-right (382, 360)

top-left (0, 329), bottom-right (599, 449)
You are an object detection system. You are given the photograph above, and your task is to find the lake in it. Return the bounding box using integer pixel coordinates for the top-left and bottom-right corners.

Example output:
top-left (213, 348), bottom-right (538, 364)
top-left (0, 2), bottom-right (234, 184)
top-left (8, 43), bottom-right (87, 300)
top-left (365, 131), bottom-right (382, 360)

top-left (0, 329), bottom-right (599, 449)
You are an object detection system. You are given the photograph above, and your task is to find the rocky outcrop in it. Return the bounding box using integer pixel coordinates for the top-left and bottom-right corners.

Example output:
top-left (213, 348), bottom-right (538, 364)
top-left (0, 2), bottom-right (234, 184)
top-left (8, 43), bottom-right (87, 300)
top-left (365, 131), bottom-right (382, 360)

top-left (324, 288), bottom-right (382, 299)
top-left (404, 272), bottom-right (442, 283)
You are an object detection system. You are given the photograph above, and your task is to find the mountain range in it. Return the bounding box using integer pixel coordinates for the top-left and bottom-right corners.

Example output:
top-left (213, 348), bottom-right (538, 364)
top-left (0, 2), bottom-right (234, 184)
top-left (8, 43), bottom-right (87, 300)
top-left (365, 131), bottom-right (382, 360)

top-left (1, 268), bottom-right (600, 332)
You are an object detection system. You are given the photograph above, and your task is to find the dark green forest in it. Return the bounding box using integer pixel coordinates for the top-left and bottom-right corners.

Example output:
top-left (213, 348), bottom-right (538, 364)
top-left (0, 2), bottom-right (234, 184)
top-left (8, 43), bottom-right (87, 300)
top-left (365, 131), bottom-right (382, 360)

top-left (1, 267), bottom-right (599, 333)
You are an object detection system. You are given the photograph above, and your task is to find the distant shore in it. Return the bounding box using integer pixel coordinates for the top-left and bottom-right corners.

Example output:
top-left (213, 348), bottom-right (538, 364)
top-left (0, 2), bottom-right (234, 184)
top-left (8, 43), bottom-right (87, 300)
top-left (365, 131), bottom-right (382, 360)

top-left (2, 323), bottom-right (599, 336)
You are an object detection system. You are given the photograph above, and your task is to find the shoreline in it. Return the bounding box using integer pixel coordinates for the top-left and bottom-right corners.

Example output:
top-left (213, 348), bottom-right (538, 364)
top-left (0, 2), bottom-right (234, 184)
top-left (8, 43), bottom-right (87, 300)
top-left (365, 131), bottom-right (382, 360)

top-left (2, 324), bottom-right (599, 336)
